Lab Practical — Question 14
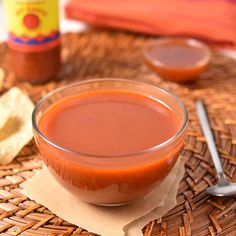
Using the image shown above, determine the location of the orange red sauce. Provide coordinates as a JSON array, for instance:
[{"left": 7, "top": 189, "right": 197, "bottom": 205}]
[
  {"left": 145, "top": 38, "right": 210, "bottom": 82},
  {"left": 39, "top": 91, "right": 179, "bottom": 156},
  {"left": 148, "top": 43, "right": 206, "bottom": 68},
  {"left": 37, "top": 90, "right": 184, "bottom": 205},
  {"left": 10, "top": 46, "right": 61, "bottom": 83}
]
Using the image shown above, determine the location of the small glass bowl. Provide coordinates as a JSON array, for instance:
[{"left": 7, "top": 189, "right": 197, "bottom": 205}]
[
  {"left": 144, "top": 38, "right": 211, "bottom": 83},
  {"left": 32, "top": 79, "right": 188, "bottom": 206}
]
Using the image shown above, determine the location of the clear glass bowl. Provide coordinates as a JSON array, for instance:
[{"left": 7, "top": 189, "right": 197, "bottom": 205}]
[
  {"left": 32, "top": 79, "right": 188, "bottom": 206},
  {"left": 144, "top": 38, "right": 211, "bottom": 82}
]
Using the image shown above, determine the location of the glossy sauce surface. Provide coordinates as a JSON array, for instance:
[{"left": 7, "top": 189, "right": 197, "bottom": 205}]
[
  {"left": 149, "top": 43, "right": 206, "bottom": 68},
  {"left": 39, "top": 91, "right": 179, "bottom": 156},
  {"left": 145, "top": 39, "right": 210, "bottom": 82},
  {"left": 36, "top": 90, "right": 185, "bottom": 205}
]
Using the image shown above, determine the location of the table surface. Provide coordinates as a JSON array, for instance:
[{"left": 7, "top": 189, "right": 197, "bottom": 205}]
[{"left": 0, "top": 30, "right": 236, "bottom": 235}]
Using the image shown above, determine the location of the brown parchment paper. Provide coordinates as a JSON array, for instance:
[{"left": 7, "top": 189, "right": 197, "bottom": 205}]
[{"left": 21, "top": 156, "right": 186, "bottom": 236}]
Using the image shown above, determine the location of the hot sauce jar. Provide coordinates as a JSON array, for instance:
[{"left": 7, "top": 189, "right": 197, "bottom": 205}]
[{"left": 4, "top": 0, "right": 61, "bottom": 83}]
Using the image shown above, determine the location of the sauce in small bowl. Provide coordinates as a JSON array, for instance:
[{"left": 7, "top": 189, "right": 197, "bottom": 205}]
[
  {"left": 32, "top": 79, "right": 188, "bottom": 206},
  {"left": 144, "top": 38, "right": 211, "bottom": 82}
]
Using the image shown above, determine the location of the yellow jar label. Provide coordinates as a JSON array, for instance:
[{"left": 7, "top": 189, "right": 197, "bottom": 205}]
[{"left": 4, "top": 0, "right": 60, "bottom": 52}]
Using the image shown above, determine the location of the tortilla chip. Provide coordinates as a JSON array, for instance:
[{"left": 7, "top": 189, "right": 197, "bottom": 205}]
[
  {"left": 0, "top": 87, "right": 34, "bottom": 165},
  {"left": 0, "top": 106, "right": 11, "bottom": 130}
]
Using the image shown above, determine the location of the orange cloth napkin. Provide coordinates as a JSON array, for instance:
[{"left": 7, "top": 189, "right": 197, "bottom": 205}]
[{"left": 65, "top": 0, "right": 236, "bottom": 48}]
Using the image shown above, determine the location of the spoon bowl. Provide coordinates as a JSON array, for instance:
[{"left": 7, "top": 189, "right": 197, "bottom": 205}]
[
  {"left": 196, "top": 100, "right": 236, "bottom": 197},
  {"left": 206, "top": 183, "right": 236, "bottom": 197}
]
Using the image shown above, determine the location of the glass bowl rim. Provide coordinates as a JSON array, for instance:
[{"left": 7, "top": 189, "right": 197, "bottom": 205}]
[
  {"left": 32, "top": 78, "right": 188, "bottom": 158},
  {"left": 143, "top": 37, "right": 211, "bottom": 70}
]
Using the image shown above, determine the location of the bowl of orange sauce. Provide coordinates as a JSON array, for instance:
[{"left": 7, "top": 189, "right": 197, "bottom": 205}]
[
  {"left": 32, "top": 79, "right": 188, "bottom": 206},
  {"left": 144, "top": 38, "right": 211, "bottom": 82}
]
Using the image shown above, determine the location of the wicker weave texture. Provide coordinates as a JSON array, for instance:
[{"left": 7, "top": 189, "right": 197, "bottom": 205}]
[{"left": 0, "top": 31, "right": 235, "bottom": 236}]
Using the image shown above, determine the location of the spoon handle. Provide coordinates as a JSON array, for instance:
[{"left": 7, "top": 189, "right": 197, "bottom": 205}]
[{"left": 196, "top": 101, "right": 227, "bottom": 182}]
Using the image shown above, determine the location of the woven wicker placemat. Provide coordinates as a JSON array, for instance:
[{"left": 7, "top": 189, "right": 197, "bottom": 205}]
[{"left": 0, "top": 30, "right": 236, "bottom": 236}]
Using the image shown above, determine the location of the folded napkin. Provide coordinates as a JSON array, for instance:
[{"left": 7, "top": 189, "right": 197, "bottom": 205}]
[{"left": 65, "top": 0, "right": 236, "bottom": 47}]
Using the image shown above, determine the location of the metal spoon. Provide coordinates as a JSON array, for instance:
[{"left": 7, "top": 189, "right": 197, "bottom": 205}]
[{"left": 196, "top": 100, "right": 236, "bottom": 197}]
